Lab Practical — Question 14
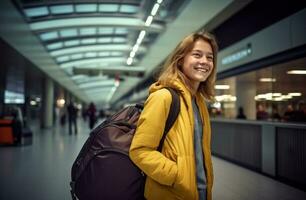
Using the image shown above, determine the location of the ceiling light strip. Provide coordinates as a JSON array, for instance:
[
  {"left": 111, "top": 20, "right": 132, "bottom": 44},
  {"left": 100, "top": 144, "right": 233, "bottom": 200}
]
[
  {"left": 127, "top": 30, "right": 146, "bottom": 65},
  {"left": 79, "top": 80, "right": 115, "bottom": 89},
  {"left": 50, "top": 45, "right": 146, "bottom": 57},
  {"left": 287, "top": 70, "right": 306, "bottom": 75},
  {"left": 259, "top": 78, "right": 276, "bottom": 82},
  {"left": 60, "top": 58, "right": 127, "bottom": 68},
  {"left": 215, "top": 85, "right": 230, "bottom": 90},
  {"left": 29, "top": 17, "right": 163, "bottom": 31},
  {"left": 50, "top": 36, "right": 126, "bottom": 48},
  {"left": 151, "top": 3, "right": 160, "bottom": 16},
  {"left": 126, "top": 0, "right": 162, "bottom": 65}
]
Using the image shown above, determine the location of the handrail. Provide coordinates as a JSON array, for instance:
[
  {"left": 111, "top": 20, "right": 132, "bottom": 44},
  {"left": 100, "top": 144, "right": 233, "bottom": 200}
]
[{"left": 211, "top": 117, "right": 306, "bottom": 129}]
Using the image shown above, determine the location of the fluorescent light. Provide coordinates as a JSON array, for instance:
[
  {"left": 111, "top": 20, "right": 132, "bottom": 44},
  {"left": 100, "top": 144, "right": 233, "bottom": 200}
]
[
  {"left": 47, "top": 42, "right": 63, "bottom": 50},
  {"left": 115, "top": 28, "right": 128, "bottom": 34},
  {"left": 151, "top": 3, "right": 160, "bottom": 16},
  {"left": 56, "top": 56, "right": 70, "bottom": 62},
  {"left": 60, "top": 29, "right": 78, "bottom": 37},
  {"left": 215, "top": 85, "right": 230, "bottom": 90},
  {"left": 98, "top": 28, "right": 114, "bottom": 34},
  {"left": 50, "top": 44, "right": 142, "bottom": 57},
  {"left": 259, "top": 78, "right": 276, "bottom": 82},
  {"left": 145, "top": 16, "right": 153, "bottom": 26},
  {"left": 60, "top": 57, "right": 127, "bottom": 68},
  {"left": 113, "top": 37, "right": 126, "bottom": 43},
  {"left": 98, "top": 52, "right": 110, "bottom": 57},
  {"left": 84, "top": 52, "right": 97, "bottom": 58},
  {"left": 24, "top": 7, "right": 49, "bottom": 17},
  {"left": 64, "top": 40, "right": 80, "bottom": 47},
  {"left": 254, "top": 92, "right": 302, "bottom": 101},
  {"left": 130, "top": 51, "right": 136, "bottom": 58},
  {"left": 30, "top": 17, "right": 159, "bottom": 31},
  {"left": 76, "top": 63, "right": 108, "bottom": 69},
  {"left": 120, "top": 5, "right": 139, "bottom": 13},
  {"left": 79, "top": 80, "right": 115, "bottom": 88},
  {"left": 40, "top": 31, "right": 58, "bottom": 41},
  {"left": 97, "top": 37, "right": 112, "bottom": 43},
  {"left": 157, "top": 0, "right": 163, "bottom": 3},
  {"left": 215, "top": 95, "right": 236, "bottom": 102},
  {"left": 99, "top": 4, "right": 119, "bottom": 12},
  {"left": 288, "top": 93, "right": 302, "bottom": 96},
  {"left": 137, "top": 30, "right": 146, "bottom": 44},
  {"left": 132, "top": 44, "right": 139, "bottom": 52},
  {"left": 50, "top": 5, "right": 73, "bottom": 14},
  {"left": 272, "top": 93, "right": 282, "bottom": 96},
  {"left": 127, "top": 57, "right": 133, "bottom": 65},
  {"left": 75, "top": 4, "right": 98, "bottom": 13},
  {"left": 282, "top": 95, "right": 292, "bottom": 99},
  {"left": 70, "top": 54, "right": 83, "bottom": 60},
  {"left": 78, "top": 66, "right": 145, "bottom": 72},
  {"left": 273, "top": 97, "right": 284, "bottom": 101},
  {"left": 72, "top": 75, "right": 86, "bottom": 81},
  {"left": 80, "top": 28, "right": 96, "bottom": 36},
  {"left": 287, "top": 70, "right": 306, "bottom": 74},
  {"left": 81, "top": 38, "right": 97, "bottom": 44}
]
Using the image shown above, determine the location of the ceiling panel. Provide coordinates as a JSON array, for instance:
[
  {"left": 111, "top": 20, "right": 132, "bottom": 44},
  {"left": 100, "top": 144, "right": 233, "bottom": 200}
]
[
  {"left": 1, "top": 0, "right": 236, "bottom": 107},
  {"left": 9, "top": 0, "right": 188, "bottom": 104}
]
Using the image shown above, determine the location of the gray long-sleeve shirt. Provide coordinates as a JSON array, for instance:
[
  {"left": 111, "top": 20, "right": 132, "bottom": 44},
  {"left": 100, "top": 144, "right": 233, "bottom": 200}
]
[{"left": 192, "top": 98, "right": 207, "bottom": 200}]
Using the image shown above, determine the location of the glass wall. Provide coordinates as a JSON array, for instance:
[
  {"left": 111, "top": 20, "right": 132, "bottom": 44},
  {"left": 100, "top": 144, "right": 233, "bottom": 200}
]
[{"left": 211, "top": 56, "right": 306, "bottom": 123}]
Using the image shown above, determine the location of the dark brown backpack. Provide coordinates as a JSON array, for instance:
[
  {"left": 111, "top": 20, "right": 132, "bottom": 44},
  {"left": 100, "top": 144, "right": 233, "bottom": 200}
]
[{"left": 70, "top": 88, "right": 180, "bottom": 200}]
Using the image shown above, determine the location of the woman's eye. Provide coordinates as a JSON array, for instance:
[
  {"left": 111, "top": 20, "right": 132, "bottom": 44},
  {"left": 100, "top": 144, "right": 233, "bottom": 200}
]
[
  {"left": 193, "top": 53, "right": 201, "bottom": 58},
  {"left": 207, "top": 56, "right": 213, "bottom": 61}
]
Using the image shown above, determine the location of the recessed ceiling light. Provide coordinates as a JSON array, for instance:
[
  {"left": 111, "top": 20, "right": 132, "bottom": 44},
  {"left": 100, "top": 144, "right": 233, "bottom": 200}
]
[
  {"left": 151, "top": 3, "right": 160, "bottom": 16},
  {"left": 259, "top": 78, "right": 276, "bottom": 82},
  {"left": 288, "top": 93, "right": 302, "bottom": 96},
  {"left": 145, "top": 16, "right": 153, "bottom": 26},
  {"left": 287, "top": 70, "right": 306, "bottom": 74},
  {"left": 215, "top": 85, "right": 230, "bottom": 89}
]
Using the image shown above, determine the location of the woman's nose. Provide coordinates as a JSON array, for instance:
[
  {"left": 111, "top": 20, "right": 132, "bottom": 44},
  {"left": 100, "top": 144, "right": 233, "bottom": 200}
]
[{"left": 199, "top": 56, "right": 208, "bottom": 64}]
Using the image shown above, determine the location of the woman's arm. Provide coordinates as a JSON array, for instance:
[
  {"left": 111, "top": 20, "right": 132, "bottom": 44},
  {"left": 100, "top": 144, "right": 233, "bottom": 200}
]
[{"left": 129, "top": 89, "right": 178, "bottom": 186}]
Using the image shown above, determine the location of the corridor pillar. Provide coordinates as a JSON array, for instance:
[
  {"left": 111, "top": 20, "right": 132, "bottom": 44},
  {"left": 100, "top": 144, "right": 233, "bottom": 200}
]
[
  {"left": 236, "top": 82, "right": 256, "bottom": 120},
  {"left": 41, "top": 77, "right": 54, "bottom": 128}
]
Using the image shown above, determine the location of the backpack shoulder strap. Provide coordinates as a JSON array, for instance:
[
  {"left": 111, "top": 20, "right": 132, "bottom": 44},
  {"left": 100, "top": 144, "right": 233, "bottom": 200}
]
[{"left": 157, "top": 87, "right": 180, "bottom": 152}]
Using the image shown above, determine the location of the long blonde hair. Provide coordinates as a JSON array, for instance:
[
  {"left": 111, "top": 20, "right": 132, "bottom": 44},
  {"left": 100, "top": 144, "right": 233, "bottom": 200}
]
[{"left": 157, "top": 31, "right": 218, "bottom": 101}]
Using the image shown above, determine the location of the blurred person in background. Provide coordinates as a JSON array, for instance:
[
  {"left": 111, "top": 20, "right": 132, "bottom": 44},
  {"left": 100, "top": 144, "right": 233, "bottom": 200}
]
[{"left": 87, "top": 102, "right": 97, "bottom": 130}]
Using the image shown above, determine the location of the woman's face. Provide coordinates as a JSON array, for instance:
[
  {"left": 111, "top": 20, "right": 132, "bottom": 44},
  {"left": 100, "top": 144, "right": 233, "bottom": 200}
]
[{"left": 181, "top": 39, "right": 214, "bottom": 90}]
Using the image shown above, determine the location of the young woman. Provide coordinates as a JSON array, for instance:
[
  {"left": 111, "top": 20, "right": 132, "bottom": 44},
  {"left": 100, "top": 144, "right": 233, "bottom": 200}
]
[{"left": 129, "top": 31, "right": 218, "bottom": 200}]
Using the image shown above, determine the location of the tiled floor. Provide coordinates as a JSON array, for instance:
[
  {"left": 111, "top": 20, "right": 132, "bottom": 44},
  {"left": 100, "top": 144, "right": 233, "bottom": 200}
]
[{"left": 0, "top": 118, "right": 306, "bottom": 200}]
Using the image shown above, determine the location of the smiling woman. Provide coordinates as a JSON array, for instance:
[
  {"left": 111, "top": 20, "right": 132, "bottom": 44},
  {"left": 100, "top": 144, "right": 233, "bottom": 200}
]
[{"left": 129, "top": 31, "right": 218, "bottom": 200}]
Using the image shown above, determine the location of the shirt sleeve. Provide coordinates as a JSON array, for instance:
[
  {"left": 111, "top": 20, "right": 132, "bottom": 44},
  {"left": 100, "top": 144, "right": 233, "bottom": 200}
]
[{"left": 129, "top": 89, "right": 178, "bottom": 186}]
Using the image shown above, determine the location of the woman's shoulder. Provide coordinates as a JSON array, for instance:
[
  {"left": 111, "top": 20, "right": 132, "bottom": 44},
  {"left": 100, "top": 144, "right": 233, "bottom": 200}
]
[
  {"left": 145, "top": 88, "right": 175, "bottom": 108},
  {"left": 149, "top": 88, "right": 173, "bottom": 101}
]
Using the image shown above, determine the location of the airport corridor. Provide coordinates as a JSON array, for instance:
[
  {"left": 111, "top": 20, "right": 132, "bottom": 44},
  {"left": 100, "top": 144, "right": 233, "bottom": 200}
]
[{"left": 1, "top": 119, "right": 306, "bottom": 200}]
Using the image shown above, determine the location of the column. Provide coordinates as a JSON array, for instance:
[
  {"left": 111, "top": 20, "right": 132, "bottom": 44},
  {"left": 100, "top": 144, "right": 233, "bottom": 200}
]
[
  {"left": 0, "top": 65, "right": 6, "bottom": 115},
  {"left": 236, "top": 82, "right": 256, "bottom": 120},
  {"left": 41, "top": 77, "right": 54, "bottom": 128}
]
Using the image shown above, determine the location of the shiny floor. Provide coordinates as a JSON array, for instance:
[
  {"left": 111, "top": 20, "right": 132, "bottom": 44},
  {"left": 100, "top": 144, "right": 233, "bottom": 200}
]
[{"left": 0, "top": 118, "right": 306, "bottom": 200}]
